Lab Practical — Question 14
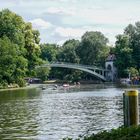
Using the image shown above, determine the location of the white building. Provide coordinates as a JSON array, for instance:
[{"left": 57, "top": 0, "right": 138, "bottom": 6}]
[{"left": 105, "top": 54, "right": 117, "bottom": 82}]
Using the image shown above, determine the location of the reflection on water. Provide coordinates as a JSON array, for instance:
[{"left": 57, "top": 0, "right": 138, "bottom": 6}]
[{"left": 0, "top": 85, "right": 126, "bottom": 139}]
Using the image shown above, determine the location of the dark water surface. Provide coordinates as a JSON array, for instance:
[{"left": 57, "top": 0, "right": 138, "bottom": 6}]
[{"left": 0, "top": 84, "right": 136, "bottom": 140}]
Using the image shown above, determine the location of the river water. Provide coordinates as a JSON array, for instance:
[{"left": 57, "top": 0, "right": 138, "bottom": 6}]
[{"left": 0, "top": 84, "right": 138, "bottom": 140}]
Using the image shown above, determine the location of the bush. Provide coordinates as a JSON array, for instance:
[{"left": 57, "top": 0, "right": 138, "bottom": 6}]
[
  {"left": 83, "top": 126, "right": 140, "bottom": 140},
  {"left": 0, "top": 81, "right": 8, "bottom": 89},
  {"left": 63, "top": 125, "right": 140, "bottom": 140},
  {"left": 16, "top": 78, "right": 26, "bottom": 87}
]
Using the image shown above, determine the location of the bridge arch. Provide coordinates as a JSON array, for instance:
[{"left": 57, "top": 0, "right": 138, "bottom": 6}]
[{"left": 36, "top": 63, "right": 107, "bottom": 81}]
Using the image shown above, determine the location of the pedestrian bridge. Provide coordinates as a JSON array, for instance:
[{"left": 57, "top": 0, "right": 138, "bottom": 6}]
[{"left": 36, "top": 62, "right": 109, "bottom": 81}]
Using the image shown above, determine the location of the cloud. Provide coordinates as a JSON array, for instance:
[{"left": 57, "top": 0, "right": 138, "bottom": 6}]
[
  {"left": 53, "top": 25, "right": 124, "bottom": 45},
  {"left": 2, "top": 0, "right": 139, "bottom": 46},
  {"left": 46, "top": 7, "right": 75, "bottom": 16},
  {"left": 30, "top": 18, "right": 52, "bottom": 29},
  {"left": 54, "top": 27, "right": 85, "bottom": 38}
]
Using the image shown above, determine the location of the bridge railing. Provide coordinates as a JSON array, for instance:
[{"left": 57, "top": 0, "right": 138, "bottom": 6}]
[
  {"left": 36, "top": 62, "right": 108, "bottom": 81},
  {"left": 50, "top": 62, "right": 106, "bottom": 71}
]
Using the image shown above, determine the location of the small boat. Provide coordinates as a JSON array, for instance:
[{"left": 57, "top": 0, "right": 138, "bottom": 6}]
[
  {"left": 42, "top": 87, "right": 46, "bottom": 90},
  {"left": 54, "top": 84, "right": 58, "bottom": 88},
  {"left": 63, "top": 84, "right": 69, "bottom": 87}
]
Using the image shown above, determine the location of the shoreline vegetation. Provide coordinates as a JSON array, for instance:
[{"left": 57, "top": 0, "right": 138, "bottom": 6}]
[
  {"left": 63, "top": 125, "right": 140, "bottom": 140},
  {"left": 0, "top": 84, "right": 39, "bottom": 92}
]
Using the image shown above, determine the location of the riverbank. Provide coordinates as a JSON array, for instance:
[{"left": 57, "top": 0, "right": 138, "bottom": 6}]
[
  {"left": 63, "top": 125, "right": 140, "bottom": 140},
  {"left": 0, "top": 84, "right": 39, "bottom": 92},
  {"left": 44, "top": 80, "right": 105, "bottom": 84},
  {"left": 0, "top": 82, "right": 140, "bottom": 92}
]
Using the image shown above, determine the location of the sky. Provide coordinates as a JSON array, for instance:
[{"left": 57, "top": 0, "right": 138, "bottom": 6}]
[{"left": 0, "top": 0, "right": 140, "bottom": 45}]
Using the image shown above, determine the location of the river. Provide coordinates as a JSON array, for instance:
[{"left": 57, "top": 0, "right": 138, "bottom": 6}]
[{"left": 0, "top": 84, "right": 139, "bottom": 140}]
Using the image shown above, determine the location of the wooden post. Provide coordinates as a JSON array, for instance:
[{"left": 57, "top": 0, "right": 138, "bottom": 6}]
[{"left": 123, "top": 90, "right": 139, "bottom": 127}]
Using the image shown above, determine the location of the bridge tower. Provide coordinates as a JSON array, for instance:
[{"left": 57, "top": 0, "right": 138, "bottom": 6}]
[{"left": 105, "top": 54, "right": 117, "bottom": 81}]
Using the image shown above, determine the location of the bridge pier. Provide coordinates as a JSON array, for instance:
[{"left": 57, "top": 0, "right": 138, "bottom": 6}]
[{"left": 103, "top": 70, "right": 106, "bottom": 77}]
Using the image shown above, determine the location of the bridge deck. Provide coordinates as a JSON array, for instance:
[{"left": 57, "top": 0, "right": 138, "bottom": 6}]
[{"left": 36, "top": 62, "right": 108, "bottom": 81}]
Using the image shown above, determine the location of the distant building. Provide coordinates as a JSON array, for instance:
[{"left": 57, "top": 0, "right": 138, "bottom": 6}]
[{"left": 105, "top": 54, "right": 117, "bottom": 81}]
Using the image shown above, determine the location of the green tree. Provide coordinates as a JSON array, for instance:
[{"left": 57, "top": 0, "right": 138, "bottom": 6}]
[
  {"left": 35, "top": 67, "right": 50, "bottom": 81},
  {"left": 40, "top": 43, "right": 58, "bottom": 62},
  {"left": 127, "top": 67, "right": 139, "bottom": 78},
  {"left": 24, "top": 23, "right": 42, "bottom": 76},
  {"left": 115, "top": 22, "right": 140, "bottom": 78},
  {"left": 125, "top": 22, "right": 140, "bottom": 69},
  {"left": 115, "top": 35, "right": 133, "bottom": 77},
  {"left": 0, "top": 9, "right": 45, "bottom": 86},
  {"left": 57, "top": 39, "right": 80, "bottom": 63},
  {"left": 77, "top": 31, "right": 109, "bottom": 66},
  {"left": 0, "top": 9, "right": 26, "bottom": 52},
  {"left": 0, "top": 36, "right": 28, "bottom": 86}
]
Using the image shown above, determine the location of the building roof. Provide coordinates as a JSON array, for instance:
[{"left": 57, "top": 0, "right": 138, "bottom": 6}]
[{"left": 106, "top": 54, "right": 116, "bottom": 61}]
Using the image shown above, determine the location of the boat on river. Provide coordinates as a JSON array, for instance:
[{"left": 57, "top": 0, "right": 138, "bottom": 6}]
[
  {"left": 63, "top": 84, "right": 70, "bottom": 87},
  {"left": 42, "top": 86, "right": 46, "bottom": 90}
]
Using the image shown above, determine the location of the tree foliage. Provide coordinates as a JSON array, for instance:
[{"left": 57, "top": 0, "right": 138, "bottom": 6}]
[
  {"left": 125, "top": 22, "right": 140, "bottom": 69},
  {"left": 40, "top": 43, "right": 58, "bottom": 62},
  {"left": 115, "top": 35, "right": 133, "bottom": 77},
  {"left": 57, "top": 39, "right": 80, "bottom": 63},
  {"left": 63, "top": 125, "right": 140, "bottom": 140},
  {"left": 0, "top": 9, "right": 46, "bottom": 87},
  {"left": 77, "top": 31, "right": 109, "bottom": 66},
  {"left": 115, "top": 22, "right": 140, "bottom": 78},
  {"left": 0, "top": 36, "right": 27, "bottom": 85},
  {"left": 24, "top": 23, "right": 42, "bottom": 75}
]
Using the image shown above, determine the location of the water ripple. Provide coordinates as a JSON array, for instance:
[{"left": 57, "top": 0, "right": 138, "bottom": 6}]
[{"left": 0, "top": 85, "right": 124, "bottom": 140}]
